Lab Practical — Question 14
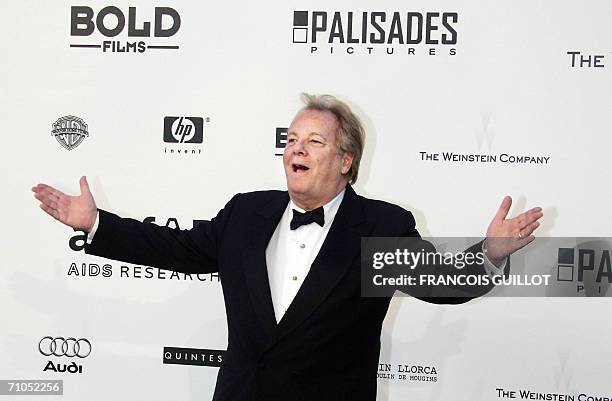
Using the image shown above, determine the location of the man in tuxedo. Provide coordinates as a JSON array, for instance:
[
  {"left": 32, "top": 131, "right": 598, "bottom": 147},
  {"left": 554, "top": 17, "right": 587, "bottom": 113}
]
[{"left": 32, "top": 94, "right": 542, "bottom": 401}]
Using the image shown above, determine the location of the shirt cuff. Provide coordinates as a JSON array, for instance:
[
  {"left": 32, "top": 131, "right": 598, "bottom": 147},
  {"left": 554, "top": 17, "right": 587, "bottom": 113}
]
[
  {"left": 482, "top": 240, "right": 507, "bottom": 276},
  {"left": 86, "top": 211, "right": 100, "bottom": 244}
]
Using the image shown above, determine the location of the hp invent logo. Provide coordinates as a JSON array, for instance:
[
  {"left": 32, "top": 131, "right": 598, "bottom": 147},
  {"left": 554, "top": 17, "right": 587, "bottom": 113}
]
[{"left": 163, "top": 117, "right": 204, "bottom": 144}]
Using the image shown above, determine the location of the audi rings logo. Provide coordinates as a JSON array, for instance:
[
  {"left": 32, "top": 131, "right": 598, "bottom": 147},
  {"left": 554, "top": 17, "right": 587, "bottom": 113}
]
[{"left": 39, "top": 337, "right": 92, "bottom": 358}]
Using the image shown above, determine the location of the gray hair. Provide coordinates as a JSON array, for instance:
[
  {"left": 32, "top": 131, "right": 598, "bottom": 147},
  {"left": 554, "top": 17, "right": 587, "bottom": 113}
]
[{"left": 300, "top": 93, "right": 365, "bottom": 184}]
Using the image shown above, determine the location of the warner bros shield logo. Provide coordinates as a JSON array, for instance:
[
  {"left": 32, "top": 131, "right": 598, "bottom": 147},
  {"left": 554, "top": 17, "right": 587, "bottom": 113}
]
[{"left": 51, "top": 116, "right": 90, "bottom": 150}]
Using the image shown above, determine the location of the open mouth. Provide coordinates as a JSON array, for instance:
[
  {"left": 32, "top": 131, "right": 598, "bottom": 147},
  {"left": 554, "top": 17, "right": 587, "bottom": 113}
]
[{"left": 291, "top": 163, "right": 310, "bottom": 173}]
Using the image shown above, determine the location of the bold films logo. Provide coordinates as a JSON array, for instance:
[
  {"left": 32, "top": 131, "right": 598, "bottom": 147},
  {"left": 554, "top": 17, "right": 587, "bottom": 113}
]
[
  {"left": 557, "top": 245, "right": 612, "bottom": 296},
  {"left": 291, "top": 10, "right": 458, "bottom": 56},
  {"left": 51, "top": 116, "right": 89, "bottom": 151},
  {"left": 70, "top": 6, "right": 181, "bottom": 53}
]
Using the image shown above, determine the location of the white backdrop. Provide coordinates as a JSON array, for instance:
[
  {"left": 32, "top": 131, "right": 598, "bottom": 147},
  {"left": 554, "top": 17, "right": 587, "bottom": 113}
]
[{"left": 2, "top": 1, "right": 612, "bottom": 400}]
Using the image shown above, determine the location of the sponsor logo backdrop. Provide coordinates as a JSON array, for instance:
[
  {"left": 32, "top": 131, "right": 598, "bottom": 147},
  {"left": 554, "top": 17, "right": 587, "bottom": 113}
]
[{"left": 1, "top": 0, "right": 611, "bottom": 400}]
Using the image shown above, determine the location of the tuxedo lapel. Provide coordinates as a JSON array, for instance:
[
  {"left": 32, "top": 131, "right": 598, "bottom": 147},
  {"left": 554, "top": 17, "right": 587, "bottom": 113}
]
[
  {"left": 266, "top": 186, "right": 373, "bottom": 350},
  {"left": 242, "top": 192, "right": 288, "bottom": 345}
]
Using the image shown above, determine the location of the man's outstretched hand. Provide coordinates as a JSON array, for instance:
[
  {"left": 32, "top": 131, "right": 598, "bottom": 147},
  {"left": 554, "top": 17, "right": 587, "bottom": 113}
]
[
  {"left": 32, "top": 176, "right": 97, "bottom": 232},
  {"left": 484, "top": 196, "right": 543, "bottom": 266}
]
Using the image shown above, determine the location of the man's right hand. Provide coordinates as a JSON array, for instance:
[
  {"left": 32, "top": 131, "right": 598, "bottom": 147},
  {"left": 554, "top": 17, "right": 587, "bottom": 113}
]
[{"left": 32, "top": 176, "right": 98, "bottom": 232}]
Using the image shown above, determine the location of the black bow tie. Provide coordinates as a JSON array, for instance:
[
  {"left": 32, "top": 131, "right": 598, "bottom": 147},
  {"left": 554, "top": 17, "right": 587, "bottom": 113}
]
[{"left": 290, "top": 207, "right": 325, "bottom": 230}]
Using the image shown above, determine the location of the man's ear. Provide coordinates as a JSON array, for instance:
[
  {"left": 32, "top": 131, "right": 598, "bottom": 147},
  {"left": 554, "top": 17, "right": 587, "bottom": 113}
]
[{"left": 341, "top": 153, "right": 354, "bottom": 175}]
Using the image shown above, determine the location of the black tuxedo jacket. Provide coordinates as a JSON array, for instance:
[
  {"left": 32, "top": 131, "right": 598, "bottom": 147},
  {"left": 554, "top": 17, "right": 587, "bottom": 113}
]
[{"left": 85, "top": 186, "right": 488, "bottom": 401}]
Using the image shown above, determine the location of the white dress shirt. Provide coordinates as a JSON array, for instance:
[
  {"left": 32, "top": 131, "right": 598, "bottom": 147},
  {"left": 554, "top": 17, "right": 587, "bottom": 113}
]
[{"left": 265, "top": 189, "right": 345, "bottom": 323}]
